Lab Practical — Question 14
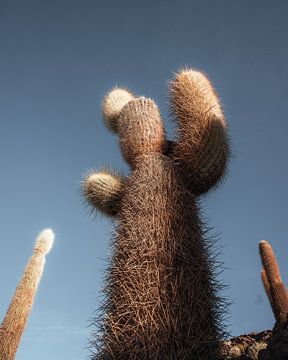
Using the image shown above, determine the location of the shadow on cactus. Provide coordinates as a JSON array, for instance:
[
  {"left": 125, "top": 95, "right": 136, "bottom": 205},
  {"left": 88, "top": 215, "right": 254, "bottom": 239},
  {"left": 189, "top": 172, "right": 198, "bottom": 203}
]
[{"left": 83, "top": 69, "right": 230, "bottom": 359}]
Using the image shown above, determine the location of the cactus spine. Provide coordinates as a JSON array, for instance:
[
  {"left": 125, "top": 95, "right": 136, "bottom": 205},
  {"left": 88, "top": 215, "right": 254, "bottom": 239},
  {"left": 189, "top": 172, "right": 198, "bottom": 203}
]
[
  {"left": 259, "top": 240, "right": 288, "bottom": 322},
  {"left": 85, "top": 69, "right": 230, "bottom": 359},
  {"left": 0, "top": 229, "right": 54, "bottom": 360}
]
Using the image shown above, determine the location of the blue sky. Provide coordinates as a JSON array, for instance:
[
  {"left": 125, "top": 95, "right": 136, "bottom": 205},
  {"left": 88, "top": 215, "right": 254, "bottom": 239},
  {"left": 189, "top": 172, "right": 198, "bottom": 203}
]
[{"left": 1, "top": 0, "right": 288, "bottom": 358}]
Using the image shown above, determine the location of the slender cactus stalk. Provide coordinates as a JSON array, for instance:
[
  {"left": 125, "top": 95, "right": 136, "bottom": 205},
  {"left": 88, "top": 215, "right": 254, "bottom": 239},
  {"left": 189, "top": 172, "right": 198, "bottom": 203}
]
[
  {"left": 0, "top": 229, "right": 54, "bottom": 360},
  {"left": 259, "top": 240, "right": 288, "bottom": 322}
]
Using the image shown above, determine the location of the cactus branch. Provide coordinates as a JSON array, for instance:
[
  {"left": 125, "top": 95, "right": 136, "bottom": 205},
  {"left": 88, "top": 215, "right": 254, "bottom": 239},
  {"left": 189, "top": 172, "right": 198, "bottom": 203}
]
[
  {"left": 170, "top": 69, "right": 230, "bottom": 194},
  {"left": 259, "top": 240, "right": 288, "bottom": 322},
  {"left": 0, "top": 229, "right": 54, "bottom": 360},
  {"left": 83, "top": 171, "right": 124, "bottom": 217}
]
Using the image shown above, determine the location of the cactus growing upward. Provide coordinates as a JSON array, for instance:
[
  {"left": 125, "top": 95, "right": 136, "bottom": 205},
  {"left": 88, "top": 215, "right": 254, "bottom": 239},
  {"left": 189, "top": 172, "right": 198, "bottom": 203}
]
[
  {"left": 0, "top": 229, "right": 54, "bottom": 360},
  {"left": 84, "top": 69, "right": 230, "bottom": 359},
  {"left": 259, "top": 240, "right": 288, "bottom": 323}
]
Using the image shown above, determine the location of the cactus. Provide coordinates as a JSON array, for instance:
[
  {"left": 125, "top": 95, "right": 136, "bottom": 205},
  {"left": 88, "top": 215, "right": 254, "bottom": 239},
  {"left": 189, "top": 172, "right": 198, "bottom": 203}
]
[
  {"left": 0, "top": 229, "right": 54, "bottom": 360},
  {"left": 261, "top": 269, "right": 274, "bottom": 311},
  {"left": 259, "top": 240, "right": 288, "bottom": 322},
  {"left": 170, "top": 69, "right": 229, "bottom": 194},
  {"left": 84, "top": 69, "right": 230, "bottom": 359},
  {"left": 84, "top": 171, "right": 124, "bottom": 217}
]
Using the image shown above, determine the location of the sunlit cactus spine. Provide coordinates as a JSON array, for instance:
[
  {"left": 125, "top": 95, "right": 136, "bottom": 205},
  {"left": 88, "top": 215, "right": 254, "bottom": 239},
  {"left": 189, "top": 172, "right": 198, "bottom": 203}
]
[
  {"left": 259, "top": 240, "right": 288, "bottom": 322},
  {"left": 85, "top": 69, "right": 230, "bottom": 359},
  {"left": 0, "top": 229, "right": 54, "bottom": 360}
]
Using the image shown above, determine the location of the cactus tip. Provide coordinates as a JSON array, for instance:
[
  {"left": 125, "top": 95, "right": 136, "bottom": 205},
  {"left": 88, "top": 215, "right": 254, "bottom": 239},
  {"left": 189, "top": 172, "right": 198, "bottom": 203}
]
[
  {"left": 34, "top": 228, "right": 55, "bottom": 255},
  {"left": 102, "top": 87, "right": 134, "bottom": 132},
  {"left": 175, "top": 67, "right": 201, "bottom": 78},
  {"left": 83, "top": 172, "right": 107, "bottom": 195},
  {"left": 259, "top": 240, "right": 271, "bottom": 251}
]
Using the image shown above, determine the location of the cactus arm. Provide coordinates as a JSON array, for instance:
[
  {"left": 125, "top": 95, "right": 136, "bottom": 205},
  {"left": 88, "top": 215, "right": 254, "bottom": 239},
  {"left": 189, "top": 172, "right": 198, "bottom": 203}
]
[
  {"left": 102, "top": 88, "right": 166, "bottom": 168},
  {"left": 261, "top": 269, "right": 273, "bottom": 307},
  {"left": 169, "top": 69, "right": 230, "bottom": 195},
  {"left": 117, "top": 97, "right": 166, "bottom": 167},
  {"left": 261, "top": 268, "right": 281, "bottom": 323},
  {"left": 0, "top": 229, "right": 54, "bottom": 360},
  {"left": 83, "top": 171, "right": 125, "bottom": 217},
  {"left": 259, "top": 240, "right": 288, "bottom": 322}
]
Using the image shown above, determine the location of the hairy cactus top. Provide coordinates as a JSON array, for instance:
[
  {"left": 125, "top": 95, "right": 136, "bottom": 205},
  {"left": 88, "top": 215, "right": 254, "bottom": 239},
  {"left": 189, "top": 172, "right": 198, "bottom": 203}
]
[{"left": 84, "top": 69, "right": 230, "bottom": 359}]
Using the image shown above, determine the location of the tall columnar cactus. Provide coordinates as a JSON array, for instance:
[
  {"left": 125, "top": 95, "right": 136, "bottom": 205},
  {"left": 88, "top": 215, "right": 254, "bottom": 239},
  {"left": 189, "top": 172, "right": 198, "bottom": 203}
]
[
  {"left": 259, "top": 240, "right": 288, "bottom": 322},
  {"left": 84, "top": 69, "right": 230, "bottom": 359},
  {"left": 0, "top": 229, "right": 54, "bottom": 360}
]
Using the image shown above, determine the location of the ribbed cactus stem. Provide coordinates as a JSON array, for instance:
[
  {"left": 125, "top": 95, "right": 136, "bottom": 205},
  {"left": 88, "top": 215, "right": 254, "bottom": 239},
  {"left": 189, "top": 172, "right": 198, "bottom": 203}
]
[
  {"left": 118, "top": 98, "right": 165, "bottom": 166},
  {"left": 96, "top": 156, "right": 224, "bottom": 360},
  {"left": 83, "top": 171, "right": 124, "bottom": 216},
  {"left": 259, "top": 240, "right": 288, "bottom": 322},
  {"left": 0, "top": 229, "right": 54, "bottom": 360},
  {"left": 170, "top": 69, "right": 229, "bottom": 194}
]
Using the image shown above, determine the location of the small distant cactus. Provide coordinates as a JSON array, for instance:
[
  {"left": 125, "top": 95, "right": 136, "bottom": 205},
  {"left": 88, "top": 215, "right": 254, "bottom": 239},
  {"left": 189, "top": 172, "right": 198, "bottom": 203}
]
[
  {"left": 84, "top": 69, "right": 230, "bottom": 359},
  {"left": 259, "top": 240, "right": 288, "bottom": 322},
  {"left": 0, "top": 229, "right": 54, "bottom": 360}
]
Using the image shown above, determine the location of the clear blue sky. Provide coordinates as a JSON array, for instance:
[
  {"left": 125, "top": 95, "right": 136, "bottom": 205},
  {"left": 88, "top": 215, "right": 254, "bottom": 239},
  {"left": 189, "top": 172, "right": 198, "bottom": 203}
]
[{"left": 1, "top": 0, "right": 288, "bottom": 359}]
